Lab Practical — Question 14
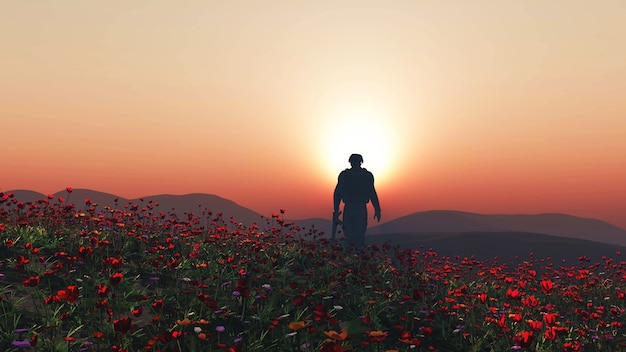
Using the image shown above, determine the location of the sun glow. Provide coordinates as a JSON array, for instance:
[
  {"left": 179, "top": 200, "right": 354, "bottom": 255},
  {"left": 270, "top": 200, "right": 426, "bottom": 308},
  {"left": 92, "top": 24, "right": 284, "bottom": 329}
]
[{"left": 320, "top": 102, "right": 396, "bottom": 187}]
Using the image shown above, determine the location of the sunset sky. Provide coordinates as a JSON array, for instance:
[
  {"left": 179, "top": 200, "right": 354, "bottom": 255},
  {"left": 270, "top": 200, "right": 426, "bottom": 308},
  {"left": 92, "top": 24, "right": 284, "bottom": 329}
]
[{"left": 3, "top": 1, "right": 626, "bottom": 229}]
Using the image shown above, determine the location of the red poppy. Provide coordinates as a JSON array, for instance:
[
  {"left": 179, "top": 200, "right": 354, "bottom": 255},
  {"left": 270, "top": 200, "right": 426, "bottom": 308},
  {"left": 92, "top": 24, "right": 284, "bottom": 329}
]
[
  {"left": 109, "top": 272, "right": 124, "bottom": 286},
  {"left": 15, "top": 255, "right": 30, "bottom": 270},
  {"left": 505, "top": 288, "right": 523, "bottom": 300},
  {"left": 321, "top": 342, "right": 346, "bottom": 352},
  {"left": 540, "top": 279, "right": 554, "bottom": 295},
  {"left": 543, "top": 313, "right": 558, "bottom": 327},
  {"left": 113, "top": 317, "right": 132, "bottom": 334},
  {"left": 96, "top": 284, "right": 110, "bottom": 297},
  {"left": 22, "top": 275, "right": 40, "bottom": 287},
  {"left": 78, "top": 245, "right": 93, "bottom": 258},
  {"left": 64, "top": 285, "right": 79, "bottom": 303},
  {"left": 132, "top": 305, "right": 143, "bottom": 317},
  {"left": 103, "top": 257, "right": 122, "bottom": 268},
  {"left": 514, "top": 330, "right": 533, "bottom": 348},
  {"left": 293, "top": 296, "right": 304, "bottom": 306},
  {"left": 527, "top": 319, "right": 542, "bottom": 331},
  {"left": 522, "top": 295, "right": 540, "bottom": 307},
  {"left": 151, "top": 299, "right": 164, "bottom": 309}
]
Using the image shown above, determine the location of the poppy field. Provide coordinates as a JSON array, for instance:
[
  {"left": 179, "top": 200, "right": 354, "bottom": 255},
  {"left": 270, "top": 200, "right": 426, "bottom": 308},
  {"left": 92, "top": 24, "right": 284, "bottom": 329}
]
[{"left": 1, "top": 189, "right": 625, "bottom": 351}]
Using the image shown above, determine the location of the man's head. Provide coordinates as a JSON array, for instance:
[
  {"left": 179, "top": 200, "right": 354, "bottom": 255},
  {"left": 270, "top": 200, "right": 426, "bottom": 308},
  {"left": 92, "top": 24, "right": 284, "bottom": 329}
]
[{"left": 349, "top": 154, "right": 363, "bottom": 167}]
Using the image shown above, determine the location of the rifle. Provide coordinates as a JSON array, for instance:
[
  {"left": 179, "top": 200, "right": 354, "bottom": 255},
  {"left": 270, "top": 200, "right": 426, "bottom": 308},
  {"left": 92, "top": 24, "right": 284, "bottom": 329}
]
[{"left": 332, "top": 211, "right": 342, "bottom": 241}]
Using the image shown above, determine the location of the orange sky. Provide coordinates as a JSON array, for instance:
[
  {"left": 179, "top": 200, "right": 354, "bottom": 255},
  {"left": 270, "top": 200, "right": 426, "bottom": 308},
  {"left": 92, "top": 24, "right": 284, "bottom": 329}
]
[{"left": 2, "top": 1, "right": 626, "bottom": 229}]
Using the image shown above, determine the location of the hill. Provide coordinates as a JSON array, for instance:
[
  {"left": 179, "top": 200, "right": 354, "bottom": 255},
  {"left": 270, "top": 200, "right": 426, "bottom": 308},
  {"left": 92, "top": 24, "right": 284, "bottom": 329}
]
[
  {"left": 366, "top": 210, "right": 626, "bottom": 246},
  {"left": 367, "top": 231, "right": 626, "bottom": 264},
  {"left": 130, "top": 193, "right": 263, "bottom": 226},
  {"left": 5, "top": 189, "right": 264, "bottom": 226}
]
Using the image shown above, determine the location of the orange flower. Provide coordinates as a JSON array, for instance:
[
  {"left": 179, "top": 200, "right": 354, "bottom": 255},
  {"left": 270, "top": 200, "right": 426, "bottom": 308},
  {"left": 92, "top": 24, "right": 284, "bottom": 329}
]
[
  {"left": 288, "top": 321, "right": 308, "bottom": 331},
  {"left": 367, "top": 330, "right": 387, "bottom": 337},
  {"left": 323, "top": 330, "right": 348, "bottom": 341},
  {"left": 177, "top": 318, "right": 192, "bottom": 326},
  {"left": 366, "top": 330, "right": 389, "bottom": 343}
]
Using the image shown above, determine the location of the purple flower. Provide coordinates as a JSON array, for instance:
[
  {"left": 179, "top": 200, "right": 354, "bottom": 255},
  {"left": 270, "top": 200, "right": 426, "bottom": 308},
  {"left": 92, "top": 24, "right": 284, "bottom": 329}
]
[
  {"left": 12, "top": 340, "right": 31, "bottom": 348},
  {"left": 216, "top": 326, "right": 225, "bottom": 332},
  {"left": 232, "top": 290, "right": 241, "bottom": 297}
]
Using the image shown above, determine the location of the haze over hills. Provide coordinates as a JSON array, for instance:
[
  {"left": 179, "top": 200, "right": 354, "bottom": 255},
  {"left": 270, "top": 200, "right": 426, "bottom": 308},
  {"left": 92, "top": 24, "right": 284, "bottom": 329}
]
[{"left": 5, "top": 189, "right": 626, "bottom": 261}]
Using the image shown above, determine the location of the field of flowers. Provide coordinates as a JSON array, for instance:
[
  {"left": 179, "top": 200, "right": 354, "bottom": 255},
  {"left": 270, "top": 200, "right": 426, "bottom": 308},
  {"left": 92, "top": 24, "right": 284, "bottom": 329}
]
[{"left": 1, "top": 189, "right": 625, "bottom": 351}]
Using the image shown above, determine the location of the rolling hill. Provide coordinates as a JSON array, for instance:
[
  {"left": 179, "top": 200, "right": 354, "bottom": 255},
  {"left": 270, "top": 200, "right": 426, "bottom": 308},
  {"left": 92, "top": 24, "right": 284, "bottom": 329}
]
[
  {"left": 366, "top": 210, "right": 626, "bottom": 246},
  {"left": 5, "top": 189, "right": 264, "bottom": 226},
  {"left": 367, "top": 231, "right": 626, "bottom": 264}
]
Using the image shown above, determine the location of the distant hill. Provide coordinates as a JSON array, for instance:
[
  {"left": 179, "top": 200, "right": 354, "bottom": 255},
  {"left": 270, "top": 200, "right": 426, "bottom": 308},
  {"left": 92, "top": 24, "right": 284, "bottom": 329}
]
[
  {"left": 130, "top": 193, "right": 263, "bottom": 226},
  {"left": 368, "top": 231, "right": 626, "bottom": 264},
  {"left": 4, "top": 190, "right": 50, "bottom": 203},
  {"left": 6, "top": 189, "right": 264, "bottom": 226},
  {"left": 7, "top": 189, "right": 130, "bottom": 206},
  {"left": 367, "top": 210, "right": 626, "bottom": 246}
]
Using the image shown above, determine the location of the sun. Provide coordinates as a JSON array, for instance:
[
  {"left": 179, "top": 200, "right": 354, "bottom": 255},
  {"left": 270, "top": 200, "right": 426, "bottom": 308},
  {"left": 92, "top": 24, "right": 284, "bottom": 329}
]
[{"left": 319, "top": 103, "right": 396, "bottom": 186}]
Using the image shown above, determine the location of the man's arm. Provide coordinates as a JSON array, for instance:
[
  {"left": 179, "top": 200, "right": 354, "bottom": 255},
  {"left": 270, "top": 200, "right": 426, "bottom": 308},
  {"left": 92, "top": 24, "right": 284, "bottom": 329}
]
[
  {"left": 333, "top": 186, "right": 342, "bottom": 212},
  {"left": 369, "top": 173, "right": 381, "bottom": 222},
  {"left": 333, "top": 172, "right": 344, "bottom": 212},
  {"left": 332, "top": 175, "right": 344, "bottom": 240}
]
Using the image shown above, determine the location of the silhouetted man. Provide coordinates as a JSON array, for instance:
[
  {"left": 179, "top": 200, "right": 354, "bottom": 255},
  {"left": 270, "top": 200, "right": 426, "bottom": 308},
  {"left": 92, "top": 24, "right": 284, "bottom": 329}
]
[{"left": 333, "top": 154, "right": 381, "bottom": 245}]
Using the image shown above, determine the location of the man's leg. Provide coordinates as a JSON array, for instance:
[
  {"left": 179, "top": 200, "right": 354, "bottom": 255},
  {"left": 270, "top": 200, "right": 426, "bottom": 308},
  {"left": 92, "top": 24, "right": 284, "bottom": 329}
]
[{"left": 343, "top": 203, "right": 368, "bottom": 245}]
